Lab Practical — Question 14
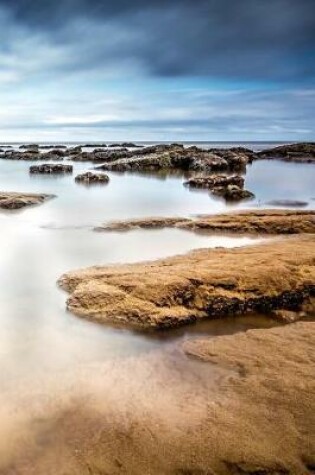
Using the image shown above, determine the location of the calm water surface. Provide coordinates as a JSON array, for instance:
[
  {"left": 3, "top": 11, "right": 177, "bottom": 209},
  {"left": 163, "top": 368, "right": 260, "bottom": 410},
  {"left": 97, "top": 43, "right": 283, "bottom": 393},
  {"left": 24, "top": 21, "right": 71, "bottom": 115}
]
[{"left": 0, "top": 146, "right": 314, "bottom": 390}]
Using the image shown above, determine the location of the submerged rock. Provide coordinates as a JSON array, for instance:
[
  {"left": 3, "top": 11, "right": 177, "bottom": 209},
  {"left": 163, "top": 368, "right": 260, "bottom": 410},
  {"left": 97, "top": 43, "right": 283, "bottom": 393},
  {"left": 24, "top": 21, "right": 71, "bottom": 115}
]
[
  {"left": 96, "top": 210, "right": 315, "bottom": 234},
  {"left": 75, "top": 172, "right": 109, "bottom": 184},
  {"left": 29, "top": 164, "right": 73, "bottom": 174},
  {"left": 266, "top": 199, "right": 308, "bottom": 207},
  {"left": 0, "top": 191, "right": 54, "bottom": 210},
  {"left": 257, "top": 142, "right": 315, "bottom": 163},
  {"left": 184, "top": 175, "right": 255, "bottom": 202}
]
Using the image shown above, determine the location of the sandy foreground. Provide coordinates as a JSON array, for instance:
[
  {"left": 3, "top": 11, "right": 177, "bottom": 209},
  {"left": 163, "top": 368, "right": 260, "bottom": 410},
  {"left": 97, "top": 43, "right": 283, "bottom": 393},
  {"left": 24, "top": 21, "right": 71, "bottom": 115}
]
[
  {"left": 1, "top": 210, "right": 314, "bottom": 474},
  {"left": 0, "top": 322, "right": 314, "bottom": 475}
]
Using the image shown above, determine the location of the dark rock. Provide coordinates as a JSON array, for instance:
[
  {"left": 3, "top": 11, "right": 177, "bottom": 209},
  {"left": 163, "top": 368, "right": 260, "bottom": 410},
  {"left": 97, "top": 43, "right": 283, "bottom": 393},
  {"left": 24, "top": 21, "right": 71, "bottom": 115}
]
[
  {"left": 184, "top": 175, "right": 245, "bottom": 189},
  {"left": 67, "top": 146, "right": 82, "bottom": 155},
  {"left": 29, "top": 164, "right": 73, "bottom": 174},
  {"left": 184, "top": 175, "right": 255, "bottom": 202},
  {"left": 257, "top": 143, "right": 315, "bottom": 163},
  {"left": 19, "top": 144, "right": 39, "bottom": 152},
  {"left": 39, "top": 145, "right": 67, "bottom": 149},
  {"left": 97, "top": 144, "right": 254, "bottom": 174},
  {"left": 266, "top": 200, "right": 308, "bottom": 208},
  {"left": 108, "top": 142, "right": 141, "bottom": 148},
  {"left": 75, "top": 172, "right": 109, "bottom": 184},
  {"left": 0, "top": 149, "right": 64, "bottom": 161}
]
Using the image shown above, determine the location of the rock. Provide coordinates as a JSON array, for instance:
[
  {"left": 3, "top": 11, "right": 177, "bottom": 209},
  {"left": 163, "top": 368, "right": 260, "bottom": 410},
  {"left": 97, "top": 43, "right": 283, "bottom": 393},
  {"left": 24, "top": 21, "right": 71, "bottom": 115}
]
[
  {"left": 257, "top": 142, "right": 315, "bottom": 163},
  {"left": 0, "top": 150, "right": 64, "bottom": 161},
  {"left": 58, "top": 234, "right": 315, "bottom": 329},
  {"left": 108, "top": 142, "right": 141, "bottom": 148},
  {"left": 272, "top": 309, "right": 306, "bottom": 323},
  {"left": 0, "top": 192, "right": 54, "bottom": 210},
  {"left": 75, "top": 172, "right": 109, "bottom": 184},
  {"left": 184, "top": 175, "right": 254, "bottom": 202},
  {"left": 82, "top": 143, "right": 108, "bottom": 148},
  {"left": 67, "top": 146, "right": 82, "bottom": 155},
  {"left": 266, "top": 199, "right": 308, "bottom": 207},
  {"left": 19, "top": 144, "right": 39, "bottom": 152},
  {"left": 184, "top": 175, "right": 245, "bottom": 189},
  {"left": 213, "top": 184, "right": 255, "bottom": 202},
  {"left": 95, "top": 210, "right": 315, "bottom": 235},
  {"left": 29, "top": 164, "right": 73, "bottom": 174},
  {"left": 96, "top": 144, "right": 255, "bottom": 174},
  {"left": 95, "top": 217, "right": 190, "bottom": 232},
  {"left": 39, "top": 145, "right": 67, "bottom": 149}
]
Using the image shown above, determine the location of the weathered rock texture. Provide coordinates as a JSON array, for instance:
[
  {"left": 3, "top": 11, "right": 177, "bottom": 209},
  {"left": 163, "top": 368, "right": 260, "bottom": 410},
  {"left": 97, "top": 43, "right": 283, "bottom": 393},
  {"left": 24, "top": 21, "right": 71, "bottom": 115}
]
[
  {"left": 29, "top": 164, "right": 73, "bottom": 174},
  {"left": 75, "top": 172, "right": 109, "bottom": 184},
  {"left": 184, "top": 174, "right": 255, "bottom": 201},
  {"left": 96, "top": 210, "right": 315, "bottom": 234},
  {"left": 59, "top": 234, "right": 315, "bottom": 329},
  {"left": 95, "top": 144, "right": 256, "bottom": 173},
  {"left": 0, "top": 192, "right": 54, "bottom": 210},
  {"left": 257, "top": 142, "right": 315, "bottom": 163},
  {"left": 0, "top": 149, "right": 66, "bottom": 161}
]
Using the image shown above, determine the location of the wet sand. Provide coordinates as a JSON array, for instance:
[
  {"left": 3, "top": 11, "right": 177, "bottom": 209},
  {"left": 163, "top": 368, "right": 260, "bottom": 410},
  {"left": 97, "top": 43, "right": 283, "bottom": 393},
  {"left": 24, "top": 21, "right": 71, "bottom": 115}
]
[{"left": 1, "top": 321, "right": 314, "bottom": 475}]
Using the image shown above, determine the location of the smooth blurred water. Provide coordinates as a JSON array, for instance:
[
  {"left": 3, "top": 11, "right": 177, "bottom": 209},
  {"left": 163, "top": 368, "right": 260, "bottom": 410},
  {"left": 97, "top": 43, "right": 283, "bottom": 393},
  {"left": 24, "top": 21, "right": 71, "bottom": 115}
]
[{"left": 0, "top": 149, "right": 314, "bottom": 389}]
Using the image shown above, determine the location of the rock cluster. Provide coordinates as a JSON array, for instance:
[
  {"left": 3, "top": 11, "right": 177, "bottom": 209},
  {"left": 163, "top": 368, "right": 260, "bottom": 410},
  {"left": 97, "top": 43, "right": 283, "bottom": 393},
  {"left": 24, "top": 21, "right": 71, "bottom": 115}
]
[
  {"left": 95, "top": 144, "right": 256, "bottom": 173},
  {"left": 75, "top": 172, "right": 109, "bottom": 184},
  {"left": 29, "top": 164, "right": 73, "bottom": 174},
  {"left": 184, "top": 174, "right": 254, "bottom": 201},
  {"left": 257, "top": 142, "right": 315, "bottom": 163},
  {"left": 0, "top": 192, "right": 54, "bottom": 210}
]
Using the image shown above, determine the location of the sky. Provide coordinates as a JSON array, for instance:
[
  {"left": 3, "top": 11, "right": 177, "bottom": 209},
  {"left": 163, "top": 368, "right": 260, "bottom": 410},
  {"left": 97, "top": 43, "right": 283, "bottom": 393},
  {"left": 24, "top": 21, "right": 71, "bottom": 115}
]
[{"left": 0, "top": 0, "right": 314, "bottom": 142}]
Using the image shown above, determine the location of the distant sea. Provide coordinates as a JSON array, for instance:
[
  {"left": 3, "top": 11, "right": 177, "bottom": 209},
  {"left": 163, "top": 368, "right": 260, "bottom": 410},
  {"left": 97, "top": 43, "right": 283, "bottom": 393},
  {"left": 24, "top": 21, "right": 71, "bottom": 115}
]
[{"left": 0, "top": 141, "right": 295, "bottom": 152}]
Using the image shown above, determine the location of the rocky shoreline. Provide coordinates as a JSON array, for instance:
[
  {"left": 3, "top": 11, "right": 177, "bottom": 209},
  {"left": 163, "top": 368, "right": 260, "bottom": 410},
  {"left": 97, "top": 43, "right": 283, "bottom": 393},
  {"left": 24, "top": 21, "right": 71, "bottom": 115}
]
[{"left": 0, "top": 143, "right": 314, "bottom": 174}]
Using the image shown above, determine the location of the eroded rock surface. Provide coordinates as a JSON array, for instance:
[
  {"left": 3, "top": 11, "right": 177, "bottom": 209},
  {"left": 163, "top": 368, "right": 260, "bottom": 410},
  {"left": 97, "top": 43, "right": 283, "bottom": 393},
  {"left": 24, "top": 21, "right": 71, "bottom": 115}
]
[
  {"left": 96, "top": 210, "right": 315, "bottom": 234},
  {"left": 59, "top": 234, "right": 315, "bottom": 329},
  {"left": 75, "top": 172, "right": 109, "bottom": 184},
  {"left": 257, "top": 142, "right": 315, "bottom": 162},
  {"left": 0, "top": 192, "right": 54, "bottom": 210},
  {"left": 184, "top": 174, "right": 255, "bottom": 201},
  {"left": 0, "top": 150, "right": 66, "bottom": 161},
  {"left": 29, "top": 164, "right": 73, "bottom": 174},
  {"left": 95, "top": 144, "right": 256, "bottom": 173}
]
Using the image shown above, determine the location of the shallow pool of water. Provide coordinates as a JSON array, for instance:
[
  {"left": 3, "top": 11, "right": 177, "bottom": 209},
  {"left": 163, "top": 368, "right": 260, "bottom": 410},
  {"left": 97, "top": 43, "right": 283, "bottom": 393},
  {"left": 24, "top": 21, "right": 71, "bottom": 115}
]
[{"left": 0, "top": 154, "right": 314, "bottom": 385}]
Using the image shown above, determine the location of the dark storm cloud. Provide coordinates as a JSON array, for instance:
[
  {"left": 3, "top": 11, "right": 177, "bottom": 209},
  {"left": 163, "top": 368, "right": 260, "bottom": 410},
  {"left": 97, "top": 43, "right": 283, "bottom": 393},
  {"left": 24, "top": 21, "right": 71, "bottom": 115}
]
[{"left": 1, "top": 0, "right": 314, "bottom": 81}]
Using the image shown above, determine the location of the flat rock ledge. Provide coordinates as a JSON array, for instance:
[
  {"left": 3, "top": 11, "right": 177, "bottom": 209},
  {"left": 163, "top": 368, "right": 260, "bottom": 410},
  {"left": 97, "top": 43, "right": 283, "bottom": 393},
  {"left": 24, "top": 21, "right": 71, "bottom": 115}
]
[
  {"left": 184, "top": 174, "right": 255, "bottom": 201},
  {"left": 183, "top": 321, "right": 315, "bottom": 474},
  {"left": 0, "top": 191, "right": 54, "bottom": 210},
  {"left": 58, "top": 234, "right": 315, "bottom": 329},
  {"left": 75, "top": 171, "right": 109, "bottom": 184},
  {"left": 96, "top": 210, "right": 315, "bottom": 235},
  {"left": 29, "top": 164, "right": 73, "bottom": 174}
]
